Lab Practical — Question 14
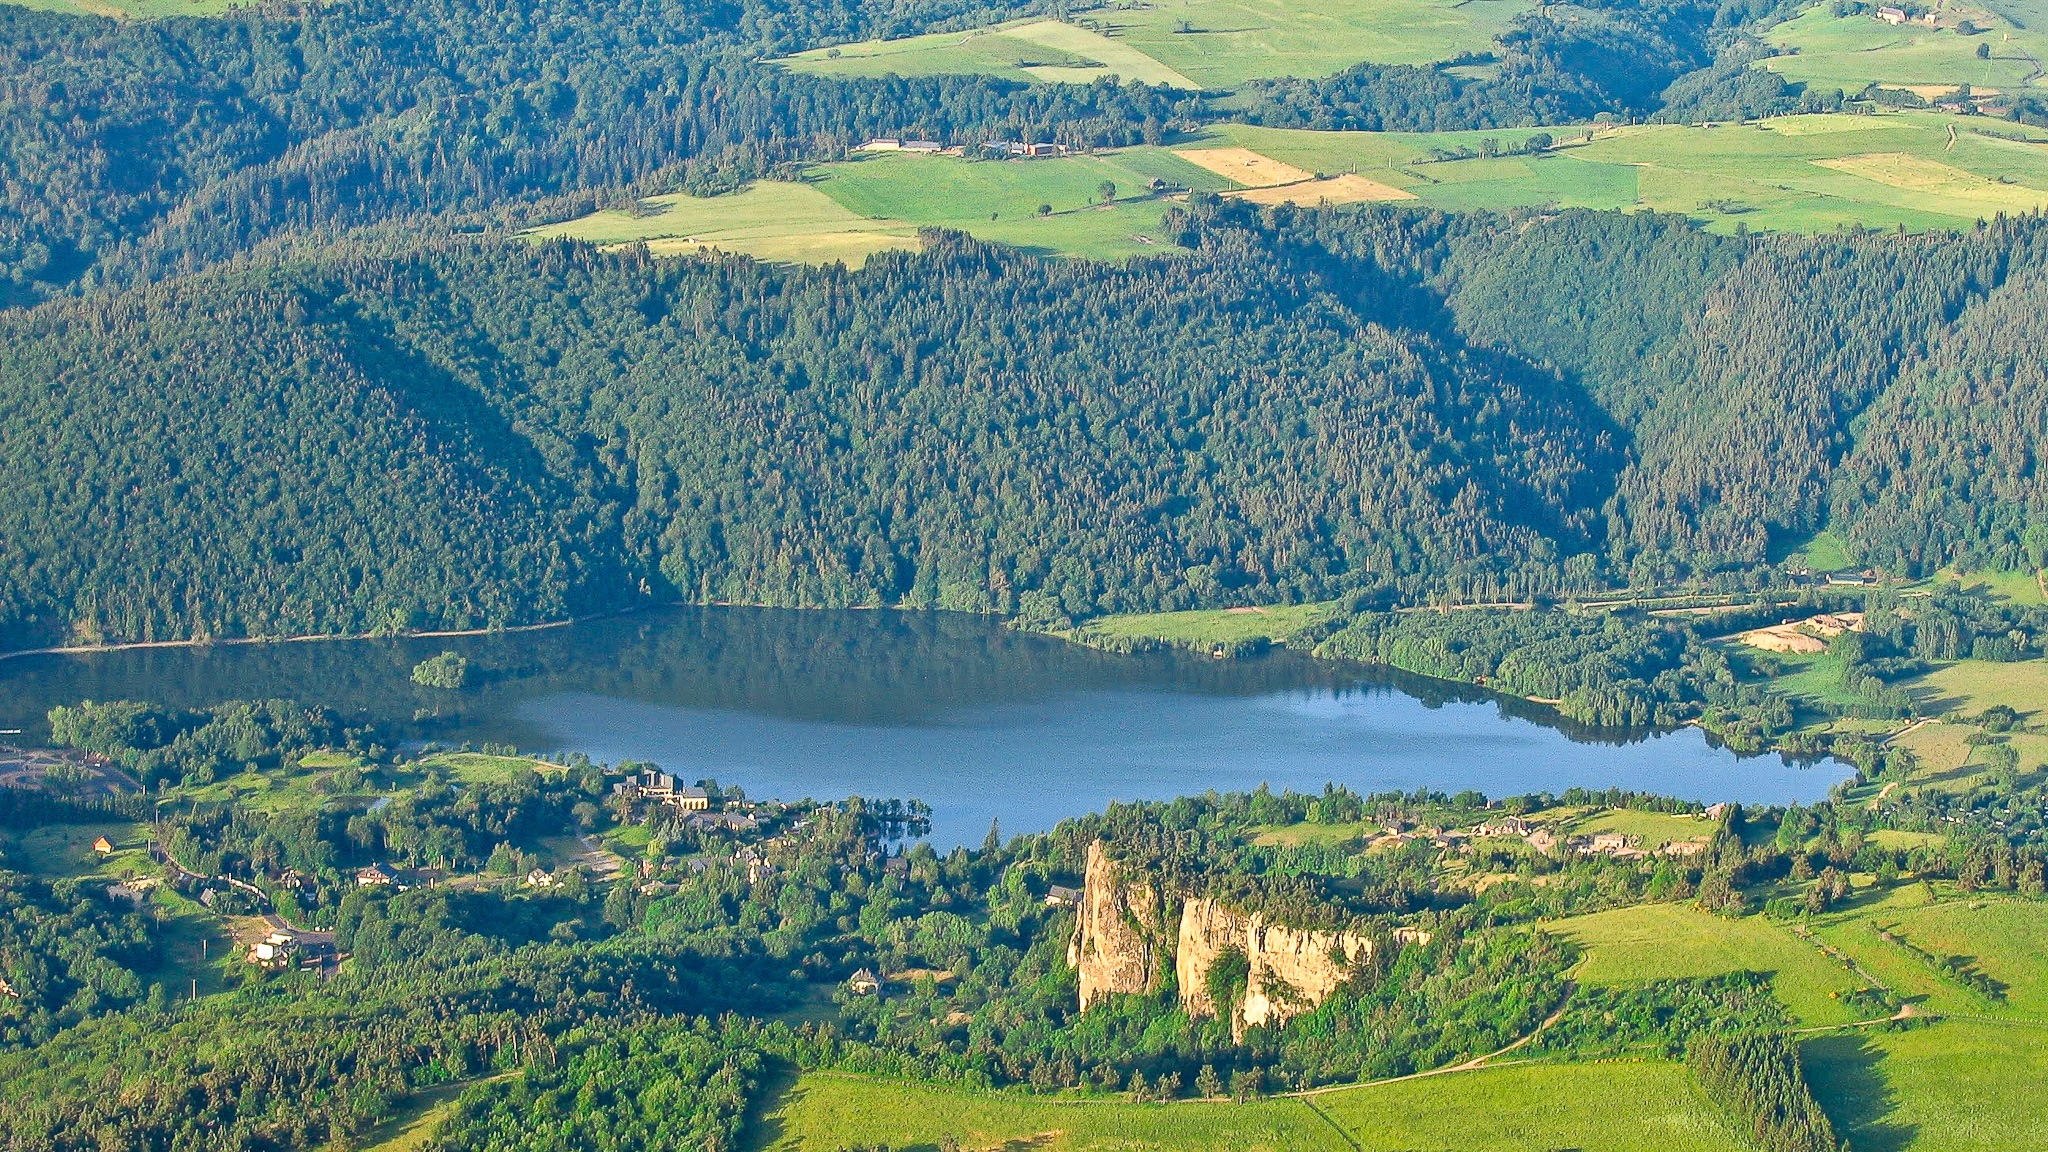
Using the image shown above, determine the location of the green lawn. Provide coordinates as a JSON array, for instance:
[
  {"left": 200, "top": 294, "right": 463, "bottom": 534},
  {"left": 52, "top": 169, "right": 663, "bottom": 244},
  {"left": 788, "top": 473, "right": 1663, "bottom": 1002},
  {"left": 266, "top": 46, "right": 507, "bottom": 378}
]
[
  {"left": 4, "top": 822, "right": 149, "bottom": 879},
  {"left": 1803, "top": 1019, "right": 2048, "bottom": 1152},
  {"left": 1935, "top": 568, "right": 2048, "bottom": 606},
  {"left": 1554, "top": 903, "right": 1864, "bottom": 1026},
  {"left": 1762, "top": 2, "right": 2048, "bottom": 95},
  {"left": 1076, "top": 602, "right": 1335, "bottom": 648},
  {"left": 745, "top": 1072, "right": 1350, "bottom": 1151},
  {"left": 1312, "top": 1060, "right": 1746, "bottom": 1152},
  {"left": 416, "top": 751, "right": 560, "bottom": 784},
  {"left": 1874, "top": 899, "right": 2048, "bottom": 1019},
  {"left": 526, "top": 181, "right": 923, "bottom": 268}
]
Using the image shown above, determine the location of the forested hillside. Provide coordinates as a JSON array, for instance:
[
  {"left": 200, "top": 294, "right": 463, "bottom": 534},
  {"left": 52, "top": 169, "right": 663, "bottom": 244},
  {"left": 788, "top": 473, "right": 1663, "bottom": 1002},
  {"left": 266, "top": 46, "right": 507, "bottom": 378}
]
[{"left": 1, "top": 204, "right": 2044, "bottom": 648}]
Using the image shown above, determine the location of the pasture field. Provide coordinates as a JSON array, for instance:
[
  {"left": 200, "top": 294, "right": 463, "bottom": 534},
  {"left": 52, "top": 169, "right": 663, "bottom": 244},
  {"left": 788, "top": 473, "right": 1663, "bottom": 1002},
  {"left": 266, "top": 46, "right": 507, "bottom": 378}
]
[
  {"left": 1182, "top": 112, "right": 2048, "bottom": 233},
  {"left": 782, "top": 0, "right": 1532, "bottom": 90},
  {"left": 1803, "top": 1019, "right": 2048, "bottom": 1152},
  {"left": 526, "top": 182, "right": 922, "bottom": 268},
  {"left": 1553, "top": 902, "right": 1863, "bottom": 1025},
  {"left": 1309, "top": 1059, "right": 1746, "bottom": 1152},
  {"left": 1075, "top": 602, "right": 1335, "bottom": 647},
  {"left": 1904, "top": 659, "right": 2048, "bottom": 722},
  {"left": 745, "top": 1061, "right": 1747, "bottom": 1152},
  {"left": 529, "top": 150, "right": 1230, "bottom": 263},
  {"left": 1249, "top": 819, "right": 1378, "bottom": 847},
  {"left": 1074, "top": 0, "right": 1532, "bottom": 88},
  {"left": 1934, "top": 567, "right": 2048, "bottom": 605},
  {"left": 5, "top": 0, "right": 238, "bottom": 16},
  {"left": 3, "top": 821, "right": 148, "bottom": 879},
  {"left": 1559, "top": 807, "right": 1715, "bottom": 852},
  {"left": 415, "top": 750, "right": 563, "bottom": 784},
  {"left": 1875, "top": 898, "right": 2048, "bottom": 1019},
  {"left": 745, "top": 1072, "right": 1350, "bottom": 1151},
  {"left": 1762, "top": 2, "right": 2048, "bottom": 94},
  {"left": 780, "top": 19, "right": 1199, "bottom": 89}
]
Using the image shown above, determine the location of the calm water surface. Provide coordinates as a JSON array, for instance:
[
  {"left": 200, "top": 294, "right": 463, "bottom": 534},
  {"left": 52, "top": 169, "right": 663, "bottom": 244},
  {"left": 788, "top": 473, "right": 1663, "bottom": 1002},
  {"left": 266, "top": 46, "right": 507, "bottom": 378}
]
[{"left": 0, "top": 608, "right": 1851, "bottom": 846}]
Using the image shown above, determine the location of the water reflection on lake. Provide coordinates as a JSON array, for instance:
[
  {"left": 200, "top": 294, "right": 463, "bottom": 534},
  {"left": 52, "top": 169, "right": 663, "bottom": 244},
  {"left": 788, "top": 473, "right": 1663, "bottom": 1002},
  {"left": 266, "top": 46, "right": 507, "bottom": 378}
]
[{"left": 0, "top": 607, "right": 1851, "bottom": 846}]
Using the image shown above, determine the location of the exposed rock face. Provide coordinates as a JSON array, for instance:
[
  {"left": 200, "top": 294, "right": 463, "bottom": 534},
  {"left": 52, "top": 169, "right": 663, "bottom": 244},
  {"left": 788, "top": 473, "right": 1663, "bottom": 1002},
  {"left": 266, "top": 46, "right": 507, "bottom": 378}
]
[
  {"left": 1068, "top": 839, "right": 1433, "bottom": 1033},
  {"left": 1176, "top": 897, "right": 1372, "bottom": 1034},
  {"left": 1067, "top": 840, "right": 1167, "bottom": 1008}
]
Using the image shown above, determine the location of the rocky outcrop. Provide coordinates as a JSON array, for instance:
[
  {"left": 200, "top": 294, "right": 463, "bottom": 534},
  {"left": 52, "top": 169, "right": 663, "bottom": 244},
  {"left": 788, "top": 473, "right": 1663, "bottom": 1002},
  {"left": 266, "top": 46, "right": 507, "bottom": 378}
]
[
  {"left": 1068, "top": 839, "right": 1431, "bottom": 1034},
  {"left": 1176, "top": 898, "right": 1373, "bottom": 1034},
  {"left": 1067, "top": 841, "right": 1168, "bottom": 1008}
]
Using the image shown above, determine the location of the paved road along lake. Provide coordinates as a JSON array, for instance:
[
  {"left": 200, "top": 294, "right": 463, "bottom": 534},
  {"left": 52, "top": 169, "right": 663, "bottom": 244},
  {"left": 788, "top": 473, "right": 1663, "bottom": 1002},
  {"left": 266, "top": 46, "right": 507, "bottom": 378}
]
[{"left": 0, "top": 607, "right": 1853, "bottom": 846}]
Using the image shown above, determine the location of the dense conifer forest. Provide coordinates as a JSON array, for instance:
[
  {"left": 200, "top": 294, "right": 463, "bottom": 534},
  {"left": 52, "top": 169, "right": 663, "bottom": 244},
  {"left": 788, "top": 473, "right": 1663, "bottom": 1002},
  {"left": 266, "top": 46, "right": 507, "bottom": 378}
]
[{"left": 3, "top": 205, "right": 2045, "bottom": 648}]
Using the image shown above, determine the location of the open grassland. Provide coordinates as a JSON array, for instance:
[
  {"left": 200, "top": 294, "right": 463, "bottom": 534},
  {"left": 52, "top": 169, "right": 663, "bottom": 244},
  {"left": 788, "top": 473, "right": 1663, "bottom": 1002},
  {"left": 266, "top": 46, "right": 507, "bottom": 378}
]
[
  {"left": 746, "top": 1061, "right": 1746, "bottom": 1152},
  {"left": 4, "top": 0, "right": 239, "bottom": 16},
  {"left": 526, "top": 182, "right": 921, "bottom": 268},
  {"left": 780, "top": 19, "right": 1198, "bottom": 89},
  {"left": 1311, "top": 1059, "right": 1746, "bottom": 1152},
  {"left": 1875, "top": 899, "right": 2048, "bottom": 1019},
  {"left": 745, "top": 1072, "right": 1350, "bottom": 1151},
  {"left": 3, "top": 821, "right": 148, "bottom": 879},
  {"left": 782, "top": 0, "right": 1531, "bottom": 90},
  {"left": 1559, "top": 807, "right": 1715, "bottom": 851},
  {"left": 1934, "top": 567, "right": 2048, "bottom": 605},
  {"left": 1249, "top": 819, "right": 1378, "bottom": 847},
  {"left": 1555, "top": 903, "right": 1862, "bottom": 1025},
  {"left": 1074, "top": 0, "right": 1531, "bottom": 88},
  {"left": 1076, "top": 602, "right": 1335, "bottom": 647},
  {"left": 1184, "top": 112, "right": 2048, "bottom": 233},
  {"left": 1762, "top": 2, "right": 2048, "bottom": 94},
  {"left": 1804, "top": 1019, "right": 2048, "bottom": 1152},
  {"left": 415, "top": 750, "right": 561, "bottom": 784},
  {"left": 529, "top": 150, "right": 1230, "bottom": 263},
  {"left": 1904, "top": 659, "right": 2048, "bottom": 722}
]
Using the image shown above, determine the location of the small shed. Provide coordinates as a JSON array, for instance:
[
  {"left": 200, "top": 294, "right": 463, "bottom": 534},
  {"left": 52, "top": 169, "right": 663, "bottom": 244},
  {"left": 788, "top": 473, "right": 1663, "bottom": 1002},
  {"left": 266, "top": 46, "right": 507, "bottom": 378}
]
[
  {"left": 92, "top": 836, "right": 115, "bottom": 855},
  {"left": 847, "top": 967, "right": 882, "bottom": 996}
]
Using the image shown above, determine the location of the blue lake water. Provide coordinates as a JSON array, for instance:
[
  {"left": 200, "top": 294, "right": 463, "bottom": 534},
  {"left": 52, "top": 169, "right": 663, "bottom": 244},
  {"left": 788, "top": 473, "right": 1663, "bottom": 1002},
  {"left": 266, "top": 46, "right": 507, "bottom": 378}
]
[{"left": 0, "top": 607, "right": 1851, "bottom": 846}]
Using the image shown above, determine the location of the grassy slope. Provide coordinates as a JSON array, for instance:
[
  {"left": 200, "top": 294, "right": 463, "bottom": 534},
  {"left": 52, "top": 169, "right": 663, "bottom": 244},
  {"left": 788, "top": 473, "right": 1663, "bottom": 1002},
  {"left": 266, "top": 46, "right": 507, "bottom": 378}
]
[
  {"left": 2, "top": 0, "right": 237, "bottom": 16},
  {"left": 746, "top": 1072, "right": 1349, "bottom": 1151},
  {"left": 782, "top": 0, "right": 1532, "bottom": 90},
  {"left": 1763, "top": 2, "right": 2048, "bottom": 94},
  {"left": 746, "top": 1062, "right": 1745, "bottom": 1152},
  {"left": 1554, "top": 903, "right": 1863, "bottom": 1026},
  {"left": 1905, "top": 659, "right": 2048, "bottom": 721},
  {"left": 1191, "top": 111, "right": 2048, "bottom": 234},
  {"left": 1804, "top": 1018, "right": 2048, "bottom": 1152},
  {"left": 1312, "top": 1060, "right": 1745, "bottom": 1152},
  {"left": 1085, "top": 0, "right": 1531, "bottom": 88},
  {"left": 526, "top": 182, "right": 922, "bottom": 268},
  {"left": 1075, "top": 602, "right": 1335, "bottom": 647}
]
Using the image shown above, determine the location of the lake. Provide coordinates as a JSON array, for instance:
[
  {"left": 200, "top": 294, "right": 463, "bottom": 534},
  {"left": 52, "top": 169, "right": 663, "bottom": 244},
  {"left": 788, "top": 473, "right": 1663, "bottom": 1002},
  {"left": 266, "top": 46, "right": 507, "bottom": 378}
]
[{"left": 0, "top": 607, "right": 1852, "bottom": 846}]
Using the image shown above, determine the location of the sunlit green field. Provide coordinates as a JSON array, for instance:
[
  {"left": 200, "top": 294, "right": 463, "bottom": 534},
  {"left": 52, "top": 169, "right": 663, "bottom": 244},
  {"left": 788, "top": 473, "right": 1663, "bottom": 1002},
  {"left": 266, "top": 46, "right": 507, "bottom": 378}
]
[
  {"left": 744, "top": 1062, "right": 1747, "bottom": 1152},
  {"left": 1076, "top": 602, "right": 1335, "bottom": 647},
  {"left": 1762, "top": 2, "right": 2048, "bottom": 94},
  {"left": 3, "top": 0, "right": 238, "bottom": 16},
  {"left": 1554, "top": 902, "right": 1863, "bottom": 1026},
  {"left": 1904, "top": 659, "right": 2048, "bottom": 722},
  {"left": 783, "top": 0, "right": 1532, "bottom": 90},
  {"left": 1186, "top": 111, "right": 2048, "bottom": 233},
  {"left": 1804, "top": 1019, "right": 2048, "bottom": 1152},
  {"left": 780, "top": 18, "right": 1200, "bottom": 89}
]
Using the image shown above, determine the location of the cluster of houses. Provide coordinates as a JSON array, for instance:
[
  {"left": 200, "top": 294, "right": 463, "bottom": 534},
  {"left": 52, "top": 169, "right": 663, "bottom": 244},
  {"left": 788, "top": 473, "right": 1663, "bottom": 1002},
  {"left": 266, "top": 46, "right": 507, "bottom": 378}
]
[
  {"left": 1874, "top": 6, "right": 1939, "bottom": 26},
  {"left": 248, "top": 927, "right": 336, "bottom": 971},
  {"left": 611, "top": 769, "right": 710, "bottom": 812},
  {"left": 1369, "top": 807, "right": 1727, "bottom": 860},
  {"left": 853, "top": 138, "right": 1074, "bottom": 160}
]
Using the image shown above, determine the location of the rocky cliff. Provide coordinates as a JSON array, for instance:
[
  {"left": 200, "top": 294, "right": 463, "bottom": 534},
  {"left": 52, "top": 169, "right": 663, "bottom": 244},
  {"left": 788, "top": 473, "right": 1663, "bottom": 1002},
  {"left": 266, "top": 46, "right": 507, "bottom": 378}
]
[
  {"left": 1067, "top": 840, "right": 1429, "bottom": 1033},
  {"left": 1175, "top": 897, "right": 1374, "bottom": 1034},
  {"left": 1066, "top": 840, "right": 1168, "bottom": 1008}
]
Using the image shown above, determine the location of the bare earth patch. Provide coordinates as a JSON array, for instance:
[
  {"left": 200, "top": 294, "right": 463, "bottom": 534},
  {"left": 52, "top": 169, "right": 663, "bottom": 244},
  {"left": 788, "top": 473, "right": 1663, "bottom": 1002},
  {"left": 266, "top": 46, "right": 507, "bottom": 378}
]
[{"left": 1176, "top": 147, "right": 1316, "bottom": 187}]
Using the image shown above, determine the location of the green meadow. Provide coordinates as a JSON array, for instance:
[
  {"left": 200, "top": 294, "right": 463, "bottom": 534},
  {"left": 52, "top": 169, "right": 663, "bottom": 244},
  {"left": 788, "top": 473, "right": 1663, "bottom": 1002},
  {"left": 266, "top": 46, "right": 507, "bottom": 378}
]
[
  {"left": 1762, "top": 2, "right": 2048, "bottom": 95},
  {"left": 530, "top": 112, "right": 2048, "bottom": 267},
  {"left": 1554, "top": 902, "right": 1865, "bottom": 1026},
  {"left": 782, "top": 0, "right": 1530, "bottom": 90},
  {"left": 1075, "top": 601, "right": 1336, "bottom": 647},
  {"left": 1187, "top": 111, "right": 2048, "bottom": 233},
  {"left": 529, "top": 148, "right": 1232, "bottom": 264},
  {"left": 4, "top": 0, "right": 239, "bottom": 16},
  {"left": 1804, "top": 1019, "right": 2048, "bottom": 1152},
  {"left": 744, "top": 1062, "right": 1748, "bottom": 1152}
]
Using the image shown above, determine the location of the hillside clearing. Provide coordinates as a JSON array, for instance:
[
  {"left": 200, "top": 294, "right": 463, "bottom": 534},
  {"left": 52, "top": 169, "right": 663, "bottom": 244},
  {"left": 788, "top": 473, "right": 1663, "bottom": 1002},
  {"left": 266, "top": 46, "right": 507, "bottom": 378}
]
[{"left": 1554, "top": 903, "right": 1863, "bottom": 1025}]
